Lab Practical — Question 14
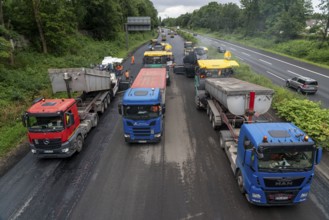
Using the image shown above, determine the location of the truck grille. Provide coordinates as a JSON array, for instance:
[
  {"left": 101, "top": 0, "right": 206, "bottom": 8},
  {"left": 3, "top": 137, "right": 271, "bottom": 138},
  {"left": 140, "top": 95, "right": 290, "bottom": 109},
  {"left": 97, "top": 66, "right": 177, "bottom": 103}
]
[
  {"left": 265, "top": 190, "right": 299, "bottom": 204},
  {"left": 34, "top": 138, "right": 62, "bottom": 150},
  {"left": 132, "top": 127, "right": 151, "bottom": 137},
  {"left": 263, "top": 177, "right": 305, "bottom": 187}
]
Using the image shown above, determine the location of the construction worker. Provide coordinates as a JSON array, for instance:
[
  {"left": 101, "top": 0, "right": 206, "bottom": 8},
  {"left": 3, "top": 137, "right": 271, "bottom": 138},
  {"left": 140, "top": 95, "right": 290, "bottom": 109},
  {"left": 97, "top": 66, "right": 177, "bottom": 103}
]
[
  {"left": 124, "top": 69, "right": 130, "bottom": 80},
  {"left": 131, "top": 55, "right": 135, "bottom": 64}
]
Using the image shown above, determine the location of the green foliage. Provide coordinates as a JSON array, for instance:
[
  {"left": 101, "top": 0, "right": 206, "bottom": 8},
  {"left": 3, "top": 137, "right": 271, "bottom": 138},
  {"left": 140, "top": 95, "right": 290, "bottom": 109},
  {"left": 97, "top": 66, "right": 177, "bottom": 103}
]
[
  {"left": 274, "top": 99, "right": 329, "bottom": 148},
  {"left": 0, "top": 122, "right": 27, "bottom": 156}
]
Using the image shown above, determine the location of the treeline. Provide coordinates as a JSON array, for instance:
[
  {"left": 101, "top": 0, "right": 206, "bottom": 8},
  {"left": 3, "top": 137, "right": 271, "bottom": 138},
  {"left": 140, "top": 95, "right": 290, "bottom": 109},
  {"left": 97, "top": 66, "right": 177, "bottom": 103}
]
[
  {"left": 164, "top": 0, "right": 329, "bottom": 44},
  {"left": 0, "top": 0, "right": 159, "bottom": 57}
]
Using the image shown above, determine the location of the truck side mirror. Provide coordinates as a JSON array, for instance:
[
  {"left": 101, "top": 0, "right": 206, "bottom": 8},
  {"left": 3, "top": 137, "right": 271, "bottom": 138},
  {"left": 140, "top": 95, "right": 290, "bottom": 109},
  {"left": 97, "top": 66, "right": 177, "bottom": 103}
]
[
  {"left": 65, "top": 112, "right": 74, "bottom": 127},
  {"left": 118, "top": 103, "right": 122, "bottom": 115},
  {"left": 162, "top": 105, "right": 166, "bottom": 114},
  {"left": 21, "top": 114, "right": 27, "bottom": 127},
  {"left": 315, "top": 147, "right": 322, "bottom": 165}
]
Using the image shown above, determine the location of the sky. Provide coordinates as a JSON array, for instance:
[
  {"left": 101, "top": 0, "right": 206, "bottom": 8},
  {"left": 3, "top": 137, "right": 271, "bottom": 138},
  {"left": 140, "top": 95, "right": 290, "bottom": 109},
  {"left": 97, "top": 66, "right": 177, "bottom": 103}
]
[{"left": 151, "top": 0, "right": 322, "bottom": 19}]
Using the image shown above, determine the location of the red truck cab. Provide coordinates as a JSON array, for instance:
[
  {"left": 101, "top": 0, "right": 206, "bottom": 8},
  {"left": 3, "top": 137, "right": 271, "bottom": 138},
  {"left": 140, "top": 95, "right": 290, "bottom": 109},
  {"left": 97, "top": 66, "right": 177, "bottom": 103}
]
[{"left": 22, "top": 98, "right": 83, "bottom": 158}]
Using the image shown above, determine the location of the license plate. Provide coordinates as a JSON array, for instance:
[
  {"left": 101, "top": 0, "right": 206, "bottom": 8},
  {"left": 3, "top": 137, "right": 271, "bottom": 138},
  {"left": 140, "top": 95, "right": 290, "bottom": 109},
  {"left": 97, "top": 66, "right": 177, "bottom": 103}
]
[
  {"left": 138, "top": 140, "right": 147, "bottom": 143},
  {"left": 44, "top": 150, "right": 53, "bottom": 153},
  {"left": 275, "top": 195, "right": 289, "bottom": 200}
]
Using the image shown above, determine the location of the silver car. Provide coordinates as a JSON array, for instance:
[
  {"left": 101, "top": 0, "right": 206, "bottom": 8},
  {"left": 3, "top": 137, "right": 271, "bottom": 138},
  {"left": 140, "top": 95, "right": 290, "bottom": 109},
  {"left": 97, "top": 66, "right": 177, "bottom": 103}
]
[{"left": 286, "top": 76, "right": 318, "bottom": 94}]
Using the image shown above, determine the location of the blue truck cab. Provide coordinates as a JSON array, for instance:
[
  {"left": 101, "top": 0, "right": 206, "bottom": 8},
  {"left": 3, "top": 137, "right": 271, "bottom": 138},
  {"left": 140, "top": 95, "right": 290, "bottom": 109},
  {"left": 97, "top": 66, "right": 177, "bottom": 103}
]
[
  {"left": 118, "top": 88, "right": 164, "bottom": 143},
  {"left": 221, "top": 122, "right": 322, "bottom": 205}
]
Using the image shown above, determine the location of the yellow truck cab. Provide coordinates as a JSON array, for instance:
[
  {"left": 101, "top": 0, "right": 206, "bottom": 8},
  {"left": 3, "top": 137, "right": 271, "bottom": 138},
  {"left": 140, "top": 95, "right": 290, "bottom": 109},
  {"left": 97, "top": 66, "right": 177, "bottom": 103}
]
[
  {"left": 143, "top": 51, "right": 175, "bottom": 86},
  {"left": 195, "top": 58, "right": 240, "bottom": 109}
]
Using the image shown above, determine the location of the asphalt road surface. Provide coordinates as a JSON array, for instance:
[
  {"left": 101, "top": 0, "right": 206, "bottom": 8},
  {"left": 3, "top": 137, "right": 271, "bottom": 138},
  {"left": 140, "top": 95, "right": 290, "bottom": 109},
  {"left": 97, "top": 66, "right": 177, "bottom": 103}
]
[{"left": 0, "top": 31, "right": 329, "bottom": 220}]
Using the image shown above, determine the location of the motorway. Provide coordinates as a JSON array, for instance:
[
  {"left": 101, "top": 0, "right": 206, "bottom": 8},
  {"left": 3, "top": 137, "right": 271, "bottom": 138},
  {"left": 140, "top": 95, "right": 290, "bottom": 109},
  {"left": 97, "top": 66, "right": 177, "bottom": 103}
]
[
  {"left": 0, "top": 32, "right": 329, "bottom": 220},
  {"left": 197, "top": 35, "right": 329, "bottom": 108}
]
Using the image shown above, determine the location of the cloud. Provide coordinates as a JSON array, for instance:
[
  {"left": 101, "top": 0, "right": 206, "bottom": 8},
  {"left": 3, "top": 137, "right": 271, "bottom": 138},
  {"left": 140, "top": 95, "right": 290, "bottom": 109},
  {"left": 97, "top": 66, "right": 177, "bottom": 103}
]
[
  {"left": 153, "top": 0, "right": 241, "bottom": 18},
  {"left": 158, "top": 5, "right": 200, "bottom": 19}
]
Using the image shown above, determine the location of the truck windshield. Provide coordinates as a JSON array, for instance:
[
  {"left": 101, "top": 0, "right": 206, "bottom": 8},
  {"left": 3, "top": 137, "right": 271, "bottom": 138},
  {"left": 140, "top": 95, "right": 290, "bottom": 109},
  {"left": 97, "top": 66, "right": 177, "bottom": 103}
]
[
  {"left": 199, "top": 68, "right": 233, "bottom": 78},
  {"left": 123, "top": 105, "right": 160, "bottom": 120},
  {"left": 144, "top": 56, "right": 167, "bottom": 65},
  {"left": 258, "top": 149, "right": 314, "bottom": 172},
  {"left": 27, "top": 115, "right": 64, "bottom": 132}
]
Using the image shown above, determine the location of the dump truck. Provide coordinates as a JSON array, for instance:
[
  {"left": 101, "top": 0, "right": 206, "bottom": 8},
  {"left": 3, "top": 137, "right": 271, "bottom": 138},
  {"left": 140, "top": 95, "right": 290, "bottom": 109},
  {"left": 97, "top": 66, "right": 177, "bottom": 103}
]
[
  {"left": 194, "top": 59, "right": 239, "bottom": 108},
  {"left": 143, "top": 51, "right": 174, "bottom": 86},
  {"left": 118, "top": 88, "right": 164, "bottom": 143},
  {"left": 130, "top": 68, "right": 167, "bottom": 107},
  {"left": 184, "top": 41, "right": 194, "bottom": 55},
  {"left": 203, "top": 77, "right": 322, "bottom": 205},
  {"left": 22, "top": 68, "right": 119, "bottom": 158}
]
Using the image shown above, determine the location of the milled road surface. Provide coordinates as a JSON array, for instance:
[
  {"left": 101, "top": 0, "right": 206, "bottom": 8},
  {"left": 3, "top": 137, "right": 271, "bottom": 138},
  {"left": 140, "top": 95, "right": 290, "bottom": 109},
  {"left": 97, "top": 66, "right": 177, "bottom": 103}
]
[{"left": 0, "top": 31, "right": 329, "bottom": 220}]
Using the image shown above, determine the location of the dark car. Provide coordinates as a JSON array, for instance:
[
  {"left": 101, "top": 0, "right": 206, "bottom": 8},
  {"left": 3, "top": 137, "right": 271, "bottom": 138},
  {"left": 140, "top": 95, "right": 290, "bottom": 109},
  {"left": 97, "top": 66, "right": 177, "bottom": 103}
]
[
  {"left": 217, "top": 46, "right": 226, "bottom": 53},
  {"left": 286, "top": 76, "right": 318, "bottom": 94}
]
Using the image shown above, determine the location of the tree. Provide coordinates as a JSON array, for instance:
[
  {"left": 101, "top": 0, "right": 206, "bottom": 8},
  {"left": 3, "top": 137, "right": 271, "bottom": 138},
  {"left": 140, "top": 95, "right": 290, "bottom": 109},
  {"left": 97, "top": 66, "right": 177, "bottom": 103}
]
[
  {"left": 32, "top": 0, "right": 47, "bottom": 53},
  {"left": 318, "top": 0, "right": 329, "bottom": 45}
]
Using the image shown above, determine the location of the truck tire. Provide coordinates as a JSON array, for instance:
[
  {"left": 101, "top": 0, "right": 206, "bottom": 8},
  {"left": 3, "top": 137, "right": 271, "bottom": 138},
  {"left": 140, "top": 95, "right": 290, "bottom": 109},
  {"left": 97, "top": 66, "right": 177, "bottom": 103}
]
[
  {"left": 206, "top": 105, "right": 210, "bottom": 116},
  {"left": 75, "top": 135, "right": 84, "bottom": 153},
  {"left": 285, "top": 81, "right": 290, "bottom": 88},
  {"left": 100, "top": 103, "right": 105, "bottom": 114},
  {"left": 107, "top": 94, "right": 111, "bottom": 105},
  {"left": 236, "top": 170, "right": 246, "bottom": 194},
  {"left": 219, "top": 131, "right": 233, "bottom": 149},
  {"left": 209, "top": 112, "right": 213, "bottom": 122},
  {"left": 195, "top": 96, "right": 202, "bottom": 110},
  {"left": 104, "top": 100, "right": 108, "bottom": 110},
  {"left": 93, "top": 114, "right": 99, "bottom": 127},
  {"left": 212, "top": 117, "right": 218, "bottom": 130}
]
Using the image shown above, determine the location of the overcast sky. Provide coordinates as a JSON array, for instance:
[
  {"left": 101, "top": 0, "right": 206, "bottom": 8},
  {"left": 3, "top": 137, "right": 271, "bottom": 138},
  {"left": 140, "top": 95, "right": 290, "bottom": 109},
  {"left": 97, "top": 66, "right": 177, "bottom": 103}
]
[{"left": 151, "top": 0, "right": 322, "bottom": 18}]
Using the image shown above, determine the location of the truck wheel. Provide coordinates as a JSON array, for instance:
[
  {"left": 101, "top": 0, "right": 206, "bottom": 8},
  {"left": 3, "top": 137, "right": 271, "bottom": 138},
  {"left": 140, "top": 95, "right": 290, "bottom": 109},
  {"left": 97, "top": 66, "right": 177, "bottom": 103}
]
[
  {"left": 195, "top": 97, "right": 201, "bottom": 110},
  {"left": 209, "top": 112, "right": 213, "bottom": 122},
  {"left": 212, "top": 117, "right": 218, "bottom": 130},
  {"left": 100, "top": 103, "right": 105, "bottom": 114},
  {"left": 107, "top": 94, "right": 111, "bottom": 105},
  {"left": 104, "top": 100, "right": 108, "bottom": 110},
  {"left": 286, "top": 82, "right": 290, "bottom": 88},
  {"left": 219, "top": 132, "right": 225, "bottom": 149},
  {"left": 206, "top": 106, "right": 210, "bottom": 115},
  {"left": 93, "top": 114, "right": 99, "bottom": 127},
  {"left": 76, "top": 135, "right": 84, "bottom": 153},
  {"left": 236, "top": 170, "right": 246, "bottom": 194}
]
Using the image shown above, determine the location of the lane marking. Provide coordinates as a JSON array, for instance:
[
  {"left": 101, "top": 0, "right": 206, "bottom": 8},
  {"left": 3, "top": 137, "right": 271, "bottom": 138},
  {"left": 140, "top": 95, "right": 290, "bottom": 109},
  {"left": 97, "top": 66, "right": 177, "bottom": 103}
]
[
  {"left": 259, "top": 59, "right": 272, "bottom": 65},
  {"left": 242, "top": 52, "right": 250, "bottom": 57},
  {"left": 266, "top": 71, "right": 285, "bottom": 81},
  {"left": 207, "top": 36, "right": 329, "bottom": 78},
  {"left": 235, "top": 55, "right": 244, "bottom": 61},
  {"left": 287, "top": 70, "right": 302, "bottom": 77}
]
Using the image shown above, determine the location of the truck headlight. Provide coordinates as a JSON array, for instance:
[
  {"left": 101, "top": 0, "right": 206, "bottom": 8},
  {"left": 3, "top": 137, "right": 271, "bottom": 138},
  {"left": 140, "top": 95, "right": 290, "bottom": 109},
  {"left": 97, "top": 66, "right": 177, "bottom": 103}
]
[
  {"left": 124, "top": 134, "right": 130, "bottom": 138},
  {"left": 301, "top": 193, "right": 308, "bottom": 198},
  {"left": 31, "top": 149, "right": 36, "bottom": 154},
  {"left": 154, "top": 133, "right": 161, "bottom": 138},
  {"left": 252, "top": 193, "right": 261, "bottom": 199},
  {"left": 62, "top": 148, "right": 69, "bottom": 153}
]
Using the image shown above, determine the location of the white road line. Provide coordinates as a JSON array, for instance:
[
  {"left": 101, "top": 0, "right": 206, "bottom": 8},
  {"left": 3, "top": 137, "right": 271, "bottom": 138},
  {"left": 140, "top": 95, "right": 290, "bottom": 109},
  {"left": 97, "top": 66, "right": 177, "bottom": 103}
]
[
  {"left": 266, "top": 71, "right": 285, "bottom": 81},
  {"left": 259, "top": 59, "right": 272, "bottom": 65},
  {"left": 209, "top": 37, "right": 329, "bottom": 78},
  {"left": 242, "top": 52, "right": 250, "bottom": 57},
  {"left": 235, "top": 55, "right": 244, "bottom": 61},
  {"left": 287, "top": 70, "right": 302, "bottom": 77}
]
